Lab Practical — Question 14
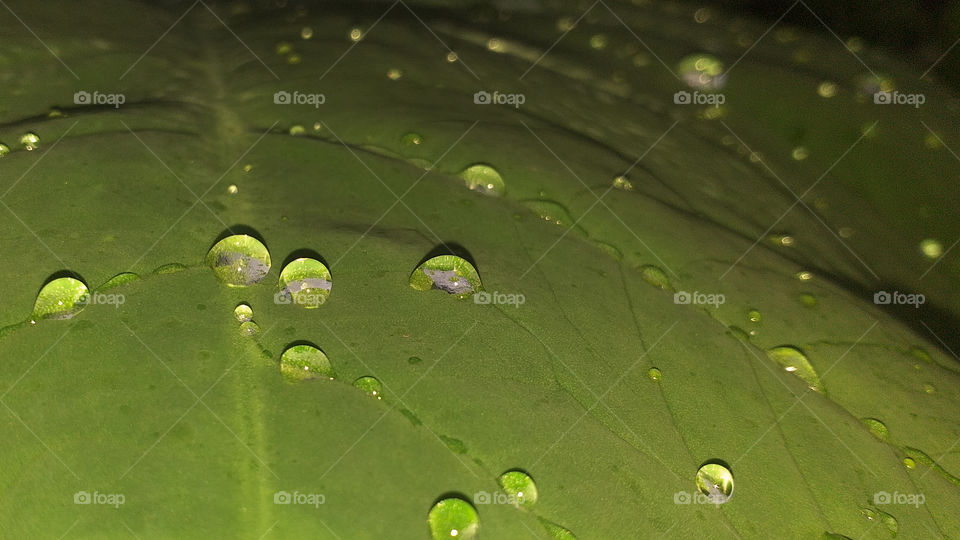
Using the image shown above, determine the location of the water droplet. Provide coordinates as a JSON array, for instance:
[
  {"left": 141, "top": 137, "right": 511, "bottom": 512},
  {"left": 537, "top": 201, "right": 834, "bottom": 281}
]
[
  {"left": 353, "top": 376, "right": 383, "bottom": 399},
  {"left": 695, "top": 463, "right": 733, "bottom": 504},
  {"left": 817, "top": 81, "right": 838, "bottom": 98},
  {"left": 289, "top": 125, "right": 306, "bottom": 136},
  {"left": 402, "top": 132, "right": 423, "bottom": 145},
  {"left": 556, "top": 17, "right": 575, "bottom": 32},
  {"left": 349, "top": 28, "right": 363, "bottom": 42},
  {"left": 153, "top": 262, "right": 187, "bottom": 275},
  {"left": 409, "top": 255, "right": 482, "bottom": 298},
  {"left": 748, "top": 309, "right": 762, "bottom": 323},
  {"left": 234, "top": 303, "right": 253, "bottom": 322},
  {"left": 300, "top": 26, "right": 313, "bottom": 39},
  {"left": 903, "top": 457, "right": 915, "bottom": 469},
  {"left": 791, "top": 146, "right": 809, "bottom": 161},
  {"left": 99, "top": 272, "right": 139, "bottom": 290},
  {"left": 242, "top": 164, "right": 253, "bottom": 173},
  {"left": 796, "top": 270, "right": 813, "bottom": 281},
  {"left": 48, "top": 108, "right": 64, "bottom": 118},
  {"left": 522, "top": 199, "right": 578, "bottom": 228},
  {"left": 860, "top": 418, "right": 889, "bottom": 441},
  {"left": 647, "top": 367, "right": 662, "bottom": 381},
  {"left": 589, "top": 34, "right": 608, "bottom": 50},
  {"left": 769, "top": 234, "right": 794, "bottom": 247},
  {"left": 427, "top": 497, "right": 479, "bottom": 540},
  {"left": 386, "top": 68, "right": 403, "bottom": 80},
  {"left": 920, "top": 239, "right": 943, "bottom": 259},
  {"left": 458, "top": 164, "right": 505, "bottom": 196},
  {"left": 498, "top": 470, "right": 537, "bottom": 508},
  {"left": 277, "top": 257, "right": 332, "bottom": 308},
  {"left": 637, "top": 265, "right": 671, "bottom": 290},
  {"left": 838, "top": 226, "right": 854, "bottom": 238},
  {"left": 677, "top": 54, "right": 727, "bottom": 90},
  {"left": 286, "top": 53, "right": 301, "bottom": 64},
  {"left": 205, "top": 234, "right": 271, "bottom": 287},
  {"left": 611, "top": 175, "right": 634, "bottom": 191},
  {"left": 275, "top": 42, "right": 293, "bottom": 55},
  {"left": 800, "top": 293, "right": 817, "bottom": 307},
  {"left": 766, "top": 346, "right": 822, "bottom": 392},
  {"left": 280, "top": 344, "right": 335, "bottom": 382},
  {"left": 594, "top": 241, "right": 622, "bottom": 260},
  {"left": 19, "top": 132, "right": 40, "bottom": 151},
  {"left": 539, "top": 518, "right": 578, "bottom": 540},
  {"left": 32, "top": 276, "right": 89, "bottom": 320},
  {"left": 877, "top": 509, "right": 898, "bottom": 535},
  {"left": 446, "top": 51, "right": 459, "bottom": 63},
  {"left": 239, "top": 321, "right": 260, "bottom": 336},
  {"left": 486, "top": 38, "right": 504, "bottom": 52},
  {"left": 923, "top": 383, "right": 935, "bottom": 394},
  {"left": 227, "top": 184, "right": 239, "bottom": 194},
  {"left": 0, "top": 143, "right": 9, "bottom": 157}
]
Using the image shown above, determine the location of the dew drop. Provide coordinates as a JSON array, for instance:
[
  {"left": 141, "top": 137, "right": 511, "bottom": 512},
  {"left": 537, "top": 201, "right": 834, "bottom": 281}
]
[
  {"left": 98, "top": 272, "right": 140, "bottom": 291},
  {"left": 647, "top": 367, "right": 662, "bottom": 381},
  {"left": 903, "top": 457, "right": 915, "bottom": 469},
  {"left": 522, "top": 199, "right": 578, "bottom": 228},
  {"left": 637, "top": 265, "right": 671, "bottom": 290},
  {"left": 748, "top": 309, "right": 762, "bottom": 323},
  {"left": 242, "top": 164, "right": 253, "bottom": 173},
  {"left": 234, "top": 303, "right": 253, "bottom": 323},
  {"left": 427, "top": 497, "right": 479, "bottom": 540},
  {"left": 817, "top": 81, "right": 838, "bottom": 98},
  {"left": 695, "top": 463, "right": 733, "bottom": 504},
  {"left": 860, "top": 418, "right": 889, "bottom": 441},
  {"left": 458, "top": 164, "right": 505, "bottom": 196},
  {"left": 677, "top": 54, "right": 727, "bottom": 90},
  {"left": 589, "top": 34, "right": 608, "bottom": 50},
  {"left": 275, "top": 42, "right": 293, "bottom": 55},
  {"left": 766, "top": 346, "right": 822, "bottom": 392},
  {"left": 387, "top": 68, "right": 403, "bottom": 80},
  {"left": 289, "top": 125, "right": 306, "bottom": 136},
  {"left": 32, "top": 276, "right": 89, "bottom": 320},
  {"left": 796, "top": 270, "right": 813, "bottom": 281},
  {"left": 486, "top": 38, "right": 504, "bottom": 52},
  {"left": 353, "top": 376, "right": 383, "bottom": 399},
  {"left": 205, "top": 234, "right": 271, "bottom": 287},
  {"left": 0, "top": 143, "right": 9, "bottom": 157},
  {"left": 286, "top": 53, "right": 301, "bottom": 64},
  {"left": 923, "top": 383, "right": 935, "bottom": 394},
  {"left": 277, "top": 257, "right": 332, "bottom": 308},
  {"left": 611, "top": 175, "right": 634, "bottom": 191},
  {"left": 300, "top": 26, "right": 313, "bottom": 39},
  {"left": 920, "top": 239, "right": 943, "bottom": 259},
  {"left": 791, "top": 146, "right": 809, "bottom": 161},
  {"left": 446, "top": 51, "right": 458, "bottom": 63},
  {"left": 19, "top": 132, "right": 40, "bottom": 151},
  {"left": 280, "top": 344, "right": 335, "bottom": 382},
  {"left": 349, "top": 28, "right": 363, "bottom": 42},
  {"left": 402, "top": 132, "right": 423, "bottom": 145},
  {"left": 153, "top": 262, "right": 187, "bottom": 275},
  {"left": 539, "top": 518, "right": 578, "bottom": 540},
  {"left": 227, "top": 184, "right": 239, "bottom": 195},
  {"left": 410, "top": 255, "right": 482, "bottom": 298},
  {"left": 239, "top": 321, "right": 260, "bottom": 337},
  {"left": 408, "top": 356, "right": 423, "bottom": 365},
  {"left": 498, "top": 470, "right": 537, "bottom": 508}
]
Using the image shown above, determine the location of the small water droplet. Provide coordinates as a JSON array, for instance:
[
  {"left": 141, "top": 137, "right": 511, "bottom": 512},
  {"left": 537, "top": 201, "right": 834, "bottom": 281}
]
[
  {"left": 903, "top": 457, "right": 915, "bottom": 469},
  {"left": 522, "top": 199, "right": 579, "bottom": 229},
  {"left": 766, "top": 346, "right": 822, "bottom": 392},
  {"left": 647, "top": 367, "right": 662, "bottom": 381},
  {"left": 556, "top": 17, "right": 575, "bottom": 32},
  {"left": 838, "top": 226, "right": 854, "bottom": 238},
  {"left": 280, "top": 344, "right": 335, "bottom": 382},
  {"left": 0, "top": 143, "right": 10, "bottom": 157},
  {"left": 611, "top": 175, "right": 634, "bottom": 191},
  {"left": 33, "top": 276, "right": 89, "bottom": 320},
  {"left": 349, "top": 28, "right": 363, "bottom": 42},
  {"left": 486, "top": 38, "right": 503, "bottom": 52},
  {"left": 589, "top": 34, "right": 608, "bottom": 50},
  {"left": 796, "top": 270, "right": 813, "bottom": 281},
  {"left": 677, "top": 54, "right": 727, "bottom": 90},
  {"left": 637, "top": 265, "right": 671, "bottom": 290},
  {"left": 402, "top": 132, "right": 423, "bottom": 145},
  {"left": 410, "top": 255, "right": 482, "bottom": 298},
  {"left": 427, "top": 497, "right": 479, "bottom": 540},
  {"left": 153, "top": 262, "right": 187, "bottom": 275},
  {"left": 19, "top": 132, "right": 40, "bottom": 151},
  {"left": 768, "top": 234, "right": 794, "bottom": 247},
  {"left": 408, "top": 356, "right": 423, "bottom": 365},
  {"left": 498, "top": 470, "right": 537, "bottom": 508},
  {"left": 234, "top": 303, "right": 253, "bottom": 322},
  {"left": 352, "top": 376, "right": 383, "bottom": 398},
  {"left": 205, "top": 234, "right": 271, "bottom": 287},
  {"left": 860, "top": 418, "right": 889, "bottom": 441},
  {"left": 748, "top": 309, "right": 762, "bottom": 323},
  {"left": 286, "top": 53, "right": 301, "bottom": 64},
  {"left": 277, "top": 257, "right": 332, "bottom": 308},
  {"left": 923, "top": 383, "right": 935, "bottom": 394},
  {"left": 242, "top": 164, "right": 253, "bottom": 173},
  {"left": 99, "top": 272, "right": 140, "bottom": 290},
  {"left": 695, "top": 463, "right": 733, "bottom": 504},
  {"left": 817, "top": 81, "right": 838, "bottom": 98},
  {"left": 275, "top": 42, "right": 293, "bottom": 55},
  {"left": 539, "top": 518, "right": 578, "bottom": 540},
  {"left": 300, "top": 26, "right": 313, "bottom": 39},
  {"left": 791, "top": 146, "right": 809, "bottom": 161},
  {"left": 289, "top": 125, "right": 306, "bottom": 136},
  {"left": 227, "top": 184, "right": 239, "bottom": 194},
  {"left": 920, "top": 239, "right": 943, "bottom": 259},
  {"left": 239, "top": 321, "right": 260, "bottom": 336},
  {"left": 386, "top": 68, "right": 403, "bottom": 80},
  {"left": 458, "top": 164, "right": 505, "bottom": 196},
  {"left": 446, "top": 51, "right": 459, "bottom": 62}
]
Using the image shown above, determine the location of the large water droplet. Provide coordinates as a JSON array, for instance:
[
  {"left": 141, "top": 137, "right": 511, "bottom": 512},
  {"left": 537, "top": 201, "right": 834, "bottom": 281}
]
[
  {"left": 410, "top": 255, "right": 482, "bottom": 298},
  {"left": 498, "top": 470, "right": 538, "bottom": 508},
  {"left": 19, "top": 132, "right": 40, "bottom": 151},
  {"left": 277, "top": 258, "right": 332, "bottom": 308},
  {"left": 234, "top": 303, "right": 253, "bottom": 322},
  {"left": 766, "top": 346, "right": 822, "bottom": 392},
  {"left": 861, "top": 418, "right": 889, "bottom": 441},
  {"left": 427, "top": 497, "right": 479, "bottom": 540},
  {"left": 353, "top": 376, "right": 383, "bottom": 399},
  {"left": 32, "top": 277, "right": 89, "bottom": 320},
  {"left": 695, "top": 463, "right": 733, "bottom": 504},
  {"left": 280, "top": 344, "right": 335, "bottom": 382},
  {"left": 677, "top": 54, "right": 727, "bottom": 90},
  {"left": 205, "top": 234, "right": 271, "bottom": 287},
  {"left": 539, "top": 518, "right": 578, "bottom": 540},
  {"left": 458, "top": 164, "right": 505, "bottom": 196}
]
